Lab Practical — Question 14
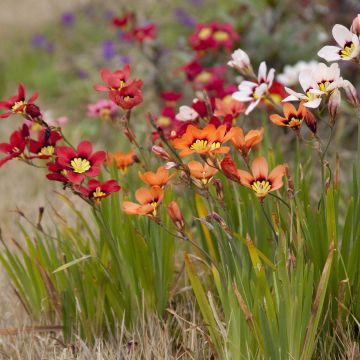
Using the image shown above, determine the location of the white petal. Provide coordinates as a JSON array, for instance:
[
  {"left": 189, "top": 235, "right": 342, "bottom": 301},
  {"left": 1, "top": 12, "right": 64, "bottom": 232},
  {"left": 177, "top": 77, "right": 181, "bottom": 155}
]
[
  {"left": 304, "top": 98, "right": 322, "bottom": 108},
  {"left": 245, "top": 99, "right": 260, "bottom": 115},
  {"left": 317, "top": 46, "right": 342, "bottom": 62},
  {"left": 258, "top": 62, "right": 267, "bottom": 82},
  {"left": 282, "top": 95, "right": 300, "bottom": 102},
  {"left": 232, "top": 92, "right": 252, "bottom": 102},
  {"left": 267, "top": 68, "right": 275, "bottom": 87},
  {"left": 299, "top": 70, "right": 316, "bottom": 92},
  {"left": 332, "top": 24, "right": 353, "bottom": 47}
]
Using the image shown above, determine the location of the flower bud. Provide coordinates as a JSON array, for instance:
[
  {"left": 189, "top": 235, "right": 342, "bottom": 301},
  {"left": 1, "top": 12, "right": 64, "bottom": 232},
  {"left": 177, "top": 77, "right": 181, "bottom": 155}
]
[
  {"left": 351, "top": 14, "right": 360, "bottom": 36},
  {"left": 220, "top": 155, "right": 240, "bottom": 182},
  {"left": 304, "top": 110, "right": 317, "bottom": 134},
  {"left": 151, "top": 145, "right": 172, "bottom": 161},
  {"left": 328, "top": 89, "right": 341, "bottom": 127},
  {"left": 343, "top": 80, "right": 359, "bottom": 107},
  {"left": 25, "top": 103, "right": 42, "bottom": 119},
  {"left": 167, "top": 201, "right": 185, "bottom": 232},
  {"left": 227, "top": 49, "right": 253, "bottom": 76},
  {"left": 213, "top": 179, "right": 224, "bottom": 201}
]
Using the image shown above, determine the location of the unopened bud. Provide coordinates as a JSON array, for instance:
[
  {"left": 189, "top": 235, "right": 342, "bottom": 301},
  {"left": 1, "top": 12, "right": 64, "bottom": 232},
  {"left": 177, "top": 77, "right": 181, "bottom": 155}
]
[
  {"left": 304, "top": 110, "right": 317, "bottom": 134},
  {"left": 351, "top": 14, "right": 360, "bottom": 36},
  {"left": 213, "top": 179, "right": 224, "bottom": 201},
  {"left": 165, "top": 161, "right": 178, "bottom": 170},
  {"left": 343, "top": 80, "right": 359, "bottom": 107},
  {"left": 328, "top": 89, "right": 341, "bottom": 127},
  {"left": 220, "top": 155, "right": 240, "bottom": 182},
  {"left": 167, "top": 201, "right": 185, "bottom": 232},
  {"left": 25, "top": 103, "right": 42, "bottom": 119},
  {"left": 227, "top": 49, "right": 254, "bottom": 77},
  {"left": 151, "top": 145, "right": 172, "bottom": 161}
]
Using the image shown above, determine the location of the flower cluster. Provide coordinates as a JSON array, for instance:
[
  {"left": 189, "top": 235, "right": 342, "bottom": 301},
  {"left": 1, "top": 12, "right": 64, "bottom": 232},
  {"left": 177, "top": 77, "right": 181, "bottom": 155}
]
[
  {"left": 94, "top": 65, "right": 143, "bottom": 110},
  {"left": 111, "top": 11, "right": 156, "bottom": 43}
]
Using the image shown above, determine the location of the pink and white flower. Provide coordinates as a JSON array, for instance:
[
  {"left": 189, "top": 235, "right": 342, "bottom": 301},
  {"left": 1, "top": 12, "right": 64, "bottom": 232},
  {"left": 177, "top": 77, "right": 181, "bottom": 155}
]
[
  {"left": 232, "top": 62, "right": 275, "bottom": 115},
  {"left": 176, "top": 105, "right": 199, "bottom": 122},
  {"left": 318, "top": 24, "right": 360, "bottom": 62},
  {"left": 277, "top": 61, "right": 318, "bottom": 87},
  {"left": 283, "top": 63, "right": 344, "bottom": 108},
  {"left": 227, "top": 49, "right": 252, "bottom": 75}
]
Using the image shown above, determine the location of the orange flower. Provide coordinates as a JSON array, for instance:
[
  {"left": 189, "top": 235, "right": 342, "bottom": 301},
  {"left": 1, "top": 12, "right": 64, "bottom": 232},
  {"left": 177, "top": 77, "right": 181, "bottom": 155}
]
[
  {"left": 237, "top": 156, "right": 286, "bottom": 199},
  {"left": 139, "top": 166, "right": 175, "bottom": 188},
  {"left": 122, "top": 187, "right": 163, "bottom": 216},
  {"left": 230, "top": 127, "right": 264, "bottom": 159},
  {"left": 269, "top": 102, "right": 309, "bottom": 130},
  {"left": 187, "top": 160, "right": 217, "bottom": 186},
  {"left": 214, "top": 97, "right": 245, "bottom": 118},
  {"left": 172, "top": 124, "right": 233, "bottom": 157},
  {"left": 108, "top": 150, "right": 137, "bottom": 172}
]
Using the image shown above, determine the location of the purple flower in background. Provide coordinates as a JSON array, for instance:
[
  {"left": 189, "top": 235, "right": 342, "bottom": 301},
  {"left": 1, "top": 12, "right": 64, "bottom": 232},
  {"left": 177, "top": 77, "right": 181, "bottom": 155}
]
[
  {"left": 104, "top": 9, "right": 114, "bottom": 20},
  {"left": 120, "top": 55, "right": 130, "bottom": 65},
  {"left": 102, "top": 40, "right": 117, "bottom": 60},
  {"left": 77, "top": 69, "right": 89, "bottom": 79},
  {"left": 61, "top": 12, "right": 76, "bottom": 26},
  {"left": 32, "top": 34, "right": 46, "bottom": 48},
  {"left": 46, "top": 42, "right": 55, "bottom": 54},
  {"left": 174, "top": 8, "right": 196, "bottom": 27}
]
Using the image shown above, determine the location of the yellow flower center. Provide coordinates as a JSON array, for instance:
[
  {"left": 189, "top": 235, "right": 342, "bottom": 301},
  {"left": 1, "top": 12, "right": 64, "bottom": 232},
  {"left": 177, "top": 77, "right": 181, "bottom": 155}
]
[
  {"left": 93, "top": 187, "right": 106, "bottom": 202},
  {"left": 100, "top": 108, "right": 111, "bottom": 120},
  {"left": 340, "top": 42, "right": 355, "bottom": 58},
  {"left": 12, "top": 100, "right": 27, "bottom": 113},
  {"left": 305, "top": 89, "right": 321, "bottom": 102},
  {"left": 195, "top": 71, "right": 212, "bottom": 83},
  {"left": 190, "top": 139, "right": 208, "bottom": 152},
  {"left": 318, "top": 81, "right": 332, "bottom": 92},
  {"left": 61, "top": 169, "right": 68, "bottom": 176},
  {"left": 210, "top": 142, "right": 221, "bottom": 150},
  {"left": 251, "top": 180, "right": 271, "bottom": 196},
  {"left": 70, "top": 158, "right": 91, "bottom": 174},
  {"left": 198, "top": 28, "right": 212, "bottom": 40},
  {"left": 287, "top": 117, "right": 303, "bottom": 128},
  {"left": 157, "top": 116, "right": 171, "bottom": 126},
  {"left": 38, "top": 145, "right": 55, "bottom": 157},
  {"left": 213, "top": 30, "right": 229, "bottom": 42}
]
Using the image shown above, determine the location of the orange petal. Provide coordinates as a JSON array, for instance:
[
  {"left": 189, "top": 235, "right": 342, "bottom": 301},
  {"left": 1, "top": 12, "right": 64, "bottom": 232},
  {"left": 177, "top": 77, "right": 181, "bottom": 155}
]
[
  {"left": 251, "top": 156, "right": 268, "bottom": 179},
  {"left": 268, "top": 164, "right": 286, "bottom": 184},
  {"left": 237, "top": 169, "right": 253, "bottom": 187},
  {"left": 282, "top": 102, "right": 296, "bottom": 118},
  {"left": 269, "top": 114, "right": 286, "bottom": 126},
  {"left": 122, "top": 201, "right": 143, "bottom": 214}
]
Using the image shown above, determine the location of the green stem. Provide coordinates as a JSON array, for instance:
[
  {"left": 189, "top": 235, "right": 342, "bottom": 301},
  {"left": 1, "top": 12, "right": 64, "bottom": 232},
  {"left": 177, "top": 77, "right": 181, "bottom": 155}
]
[{"left": 260, "top": 201, "right": 278, "bottom": 243}]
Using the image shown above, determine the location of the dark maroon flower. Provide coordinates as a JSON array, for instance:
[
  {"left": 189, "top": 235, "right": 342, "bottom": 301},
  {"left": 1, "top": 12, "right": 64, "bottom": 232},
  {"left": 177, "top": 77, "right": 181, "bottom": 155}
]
[
  {"left": 29, "top": 129, "right": 62, "bottom": 159},
  {"left": 0, "top": 84, "right": 39, "bottom": 119},
  {"left": 0, "top": 124, "right": 29, "bottom": 167},
  {"left": 55, "top": 141, "right": 106, "bottom": 184},
  {"left": 78, "top": 179, "right": 121, "bottom": 202}
]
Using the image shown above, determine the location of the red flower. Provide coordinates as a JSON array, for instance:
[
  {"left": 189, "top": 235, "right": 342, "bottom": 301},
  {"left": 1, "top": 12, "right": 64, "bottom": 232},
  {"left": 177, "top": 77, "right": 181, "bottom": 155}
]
[
  {"left": 189, "top": 22, "right": 239, "bottom": 52},
  {"left": 0, "top": 124, "right": 29, "bottom": 167},
  {"left": 160, "top": 91, "right": 182, "bottom": 106},
  {"left": 79, "top": 179, "right": 121, "bottom": 202},
  {"left": 29, "top": 128, "right": 62, "bottom": 159},
  {"left": 110, "top": 80, "right": 143, "bottom": 110},
  {"left": 46, "top": 161, "right": 68, "bottom": 183},
  {"left": 111, "top": 12, "right": 134, "bottom": 28},
  {"left": 181, "top": 59, "right": 203, "bottom": 81},
  {"left": 94, "top": 65, "right": 131, "bottom": 93},
  {"left": 55, "top": 141, "right": 106, "bottom": 184},
  {"left": 132, "top": 24, "right": 156, "bottom": 42},
  {"left": 0, "top": 84, "right": 39, "bottom": 119}
]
